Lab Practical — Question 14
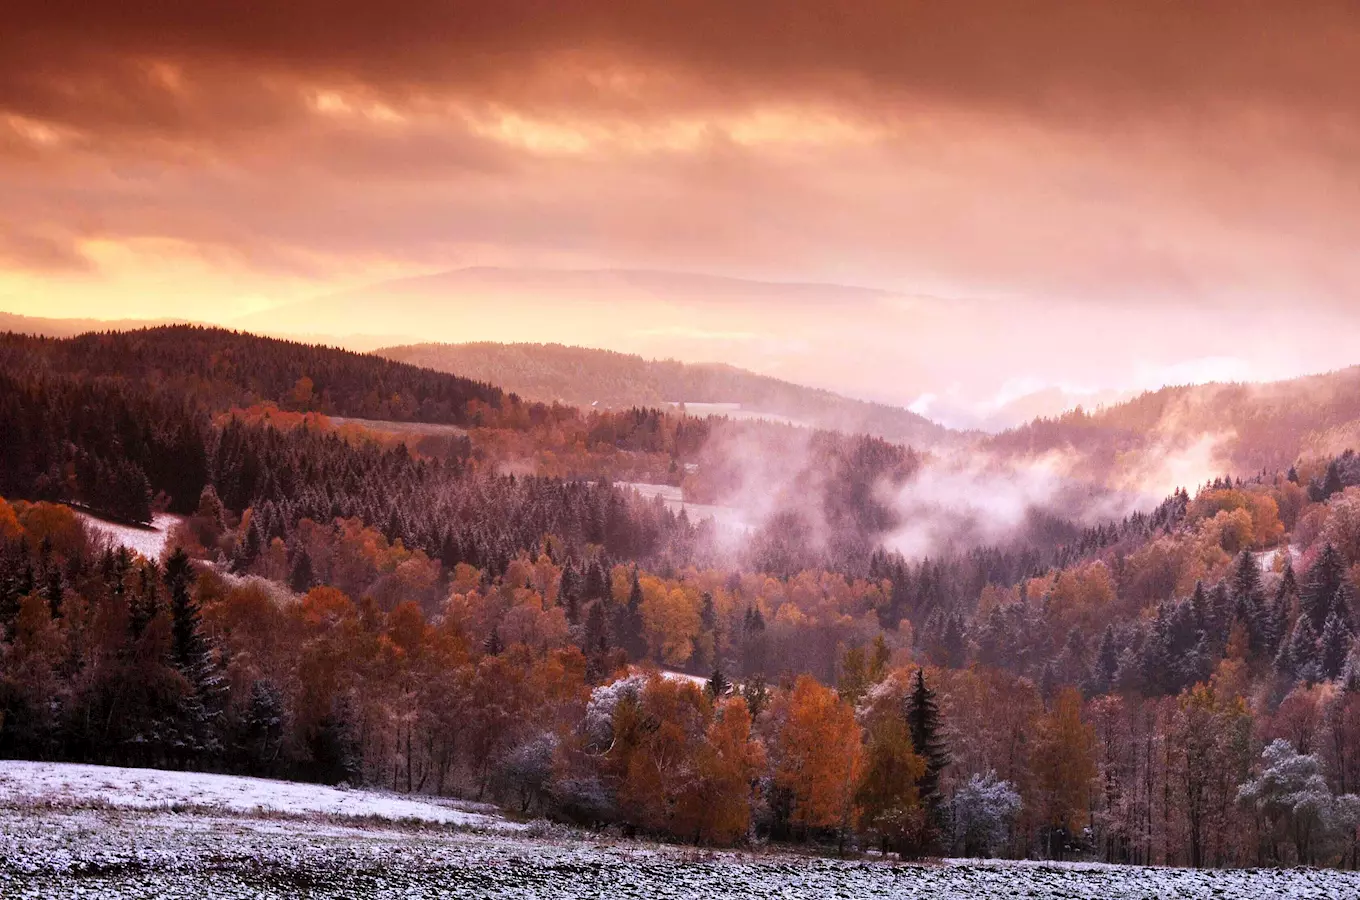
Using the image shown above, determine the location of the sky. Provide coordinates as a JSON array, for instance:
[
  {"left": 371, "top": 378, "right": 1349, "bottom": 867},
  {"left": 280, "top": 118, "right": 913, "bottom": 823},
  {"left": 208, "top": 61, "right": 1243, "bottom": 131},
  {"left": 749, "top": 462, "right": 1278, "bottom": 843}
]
[{"left": 3, "top": 2, "right": 1359, "bottom": 426}]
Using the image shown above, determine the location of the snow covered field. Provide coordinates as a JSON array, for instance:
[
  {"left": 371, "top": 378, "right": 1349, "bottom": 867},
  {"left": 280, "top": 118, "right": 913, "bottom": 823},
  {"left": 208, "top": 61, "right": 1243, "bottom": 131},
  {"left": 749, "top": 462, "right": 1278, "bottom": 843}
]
[
  {"left": 2, "top": 806, "right": 1355, "bottom": 899},
  {"left": 2, "top": 763, "right": 1357, "bottom": 899},
  {"left": 76, "top": 511, "right": 182, "bottom": 561},
  {"left": 0, "top": 761, "right": 519, "bottom": 830},
  {"left": 621, "top": 482, "right": 753, "bottom": 535}
]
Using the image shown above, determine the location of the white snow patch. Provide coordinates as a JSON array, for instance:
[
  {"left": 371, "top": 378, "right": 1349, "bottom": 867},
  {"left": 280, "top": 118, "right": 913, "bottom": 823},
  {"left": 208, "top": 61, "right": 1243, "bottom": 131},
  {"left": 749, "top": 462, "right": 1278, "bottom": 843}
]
[
  {"left": 0, "top": 760, "right": 523, "bottom": 831},
  {"left": 76, "top": 511, "right": 183, "bottom": 561}
]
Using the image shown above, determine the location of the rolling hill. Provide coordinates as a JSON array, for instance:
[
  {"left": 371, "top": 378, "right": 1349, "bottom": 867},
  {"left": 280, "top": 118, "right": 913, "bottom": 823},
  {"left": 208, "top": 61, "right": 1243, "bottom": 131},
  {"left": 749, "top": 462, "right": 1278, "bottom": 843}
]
[
  {"left": 986, "top": 366, "right": 1360, "bottom": 491},
  {"left": 376, "top": 341, "right": 957, "bottom": 446}
]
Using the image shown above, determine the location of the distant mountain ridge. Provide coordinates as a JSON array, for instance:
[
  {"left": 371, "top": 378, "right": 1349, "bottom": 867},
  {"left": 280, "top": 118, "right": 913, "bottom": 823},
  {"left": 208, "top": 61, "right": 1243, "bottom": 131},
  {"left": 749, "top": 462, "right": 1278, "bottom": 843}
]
[
  {"left": 376, "top": 341, "right": 956, "bottom": 446},
  {"left": 0, "top": 311, "right": 188, "bottom": 338},
  {"left": 986, "top": 366, "right": 1360, "bottom": 480}
]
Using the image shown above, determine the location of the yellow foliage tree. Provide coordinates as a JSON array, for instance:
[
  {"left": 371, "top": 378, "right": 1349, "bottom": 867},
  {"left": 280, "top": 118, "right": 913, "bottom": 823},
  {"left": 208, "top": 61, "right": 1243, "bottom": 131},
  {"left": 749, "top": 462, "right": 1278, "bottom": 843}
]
[
  {"left": 1034, "top": 687, "right": 1096, "bottom": 851},
  {"left": 774, "top": 676, "right": 863, "bottom": 839}
]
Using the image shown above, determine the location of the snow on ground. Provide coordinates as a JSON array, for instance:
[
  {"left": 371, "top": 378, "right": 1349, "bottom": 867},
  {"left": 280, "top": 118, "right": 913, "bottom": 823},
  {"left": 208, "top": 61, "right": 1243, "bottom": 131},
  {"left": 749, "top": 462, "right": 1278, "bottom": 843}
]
[
  {"left": 621, "top": 482, "right": 753, "bottom": 535},
  {"left": 1256, "top": 544, "right": 1301, "bottom": 572},
  {"left": 0, "top": 761, "right": 521, "bottom": 831},
  {"left": 658, "top": 669, "right": 709, "bottom": 687},
  {"left": 76, "top": 511, "right": 183, "bottom": 561},
  {"left": 1, "top": 805, "right": 1355, "bottom": 898}
]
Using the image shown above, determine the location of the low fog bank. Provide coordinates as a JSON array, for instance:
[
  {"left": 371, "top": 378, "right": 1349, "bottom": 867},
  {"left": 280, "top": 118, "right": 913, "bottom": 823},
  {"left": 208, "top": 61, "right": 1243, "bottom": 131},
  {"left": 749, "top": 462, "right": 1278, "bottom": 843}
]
[{"left": 658, "top": 418, "right": 1238, "bottom": 566}]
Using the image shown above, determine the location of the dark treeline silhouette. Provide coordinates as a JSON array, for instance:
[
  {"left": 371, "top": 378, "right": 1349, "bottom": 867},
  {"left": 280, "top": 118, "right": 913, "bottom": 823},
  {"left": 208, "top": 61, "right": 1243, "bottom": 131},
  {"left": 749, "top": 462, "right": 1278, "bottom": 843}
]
[{"left": 0, "top": 326, "right": 506, "bottom": 425}]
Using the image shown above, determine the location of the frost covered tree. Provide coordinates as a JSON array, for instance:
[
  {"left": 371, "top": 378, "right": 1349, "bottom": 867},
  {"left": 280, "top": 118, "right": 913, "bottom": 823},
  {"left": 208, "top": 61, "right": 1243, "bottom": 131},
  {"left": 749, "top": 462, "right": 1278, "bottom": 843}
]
[
  {"left": 1237, "top": 739, "right": 1358, "bottom": 865},
  {"left": 1301, "top": 544, "right": 1352, "bottom": 634},
  {"left": 500, "top": 731, "right": 559, "bottom": 813},
  {"left": 950, "top": 771, "right": 1021, "bottom": 858},
  {"left": 1320, "top": 612, "right": 1354, "bottom": 681}
]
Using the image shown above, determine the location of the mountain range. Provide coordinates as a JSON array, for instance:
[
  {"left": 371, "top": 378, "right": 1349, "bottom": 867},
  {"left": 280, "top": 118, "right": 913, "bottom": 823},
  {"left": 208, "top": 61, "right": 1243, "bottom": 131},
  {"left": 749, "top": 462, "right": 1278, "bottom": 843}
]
[{"left": 376, "top": 341, "right": 955, "bottom": 446}]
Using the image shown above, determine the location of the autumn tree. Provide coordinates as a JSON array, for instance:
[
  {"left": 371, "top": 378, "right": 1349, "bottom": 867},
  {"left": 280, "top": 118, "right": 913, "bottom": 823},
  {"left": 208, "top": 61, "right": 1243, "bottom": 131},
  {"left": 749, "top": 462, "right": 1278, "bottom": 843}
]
[
  {"left": 772, "top": 675, "right": 863, "bottom": 846},
  {"left": 855, "top": 708, "right": 926, "bottom": 855},
  {"left": 1034, "top": 687, "right": 1096, "bottom": 859}
]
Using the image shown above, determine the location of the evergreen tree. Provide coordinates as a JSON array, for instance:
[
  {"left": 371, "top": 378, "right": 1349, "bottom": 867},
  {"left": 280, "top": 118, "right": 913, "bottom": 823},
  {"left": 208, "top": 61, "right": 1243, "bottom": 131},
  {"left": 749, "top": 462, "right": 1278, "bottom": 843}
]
[
  {"left": 1278, "top": 615, "right": 1320, "bottom": 684},
  {"left": 559, "top": 564, "right": 581, "bottom": 624},
  {"left": 741, "top": 604, "right": 767, "bottom": 677},
  {"left": 1324, "top": 460, "right": 1345, "bottom": 500},
  {"left": 1230, "top": 552, "right": 1266, "bottom": 656},
  {"left": 1090, "top": 625, "right": 1120, "bottom": 695},
  {"left": 583, "top": 560, "right": 608, "bottom": 602},
  {"left": 240, "top": 678, "right": 285, "bottom": 775},
  {"left": 234, "top": 517, "right": 264, "bottom": 573},
  {"left": 905, "top": 668, "right": 951, "bottom": 838},
  {"left": 311, "top": 697, "right": 362, "bottom": 786},
  {"left": 1301, "top": 544, "right": 1352, "bottom": 633},
  {"left": 741, "top": 672, "right": 770, "bottom": 719},
  {"left": 165, "top": 547, "right": 224, "bottom": 760},
  {"left": 1320, "top": 612, "right": 1353, "bottom": 681},
  {"left": 43, "top": 566, "right": 63, "bottom": 620},
  {"left": 706, "top": 666, "right": 731, "bottom": 700},
  {"left": 613, "top": 569, "right": 647, "bottom": 660},
  {"left": 288, "top": 547, "right": 315, "bottom": 593}
]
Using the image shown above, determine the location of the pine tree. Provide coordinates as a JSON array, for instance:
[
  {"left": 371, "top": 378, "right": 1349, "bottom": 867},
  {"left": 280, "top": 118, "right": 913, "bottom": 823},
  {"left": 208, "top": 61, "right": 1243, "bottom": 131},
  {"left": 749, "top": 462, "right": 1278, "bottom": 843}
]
[
  {"left": 1301, "top": 544, "right": 1351, "bottom": 633},
  {"left": 1324, "top": 460, "right": 1345, "bottom": 499},
  {"left": 614, "top": 569, "right": 647, "bottom": 660},
  {"left": 1278, "top": 615, "right": 1320, "bottom": 684},
  {"left": 741, "top": 604, "right": 767, "bottom": 677},
  {"left": 1320, "top": 612, "right": 1354, "bottom": 681},
  {"left": 869, "top": 633, "right": 892, "bottom": 683},
  {"left": 235, "top": 516, "right": 264, "bottom": 573},
  {"left": 1230, "top": 552, "right": 1266, "bottom": 656},
  {"left": 1090, "top": 625, "right": 1119, "bottom": 695},
  {"left": 164, "top": 547, "right": 224, "bottom": 761},
  {"left": 559, "top": 564, "right": 581, "bottom": 625},
  {"left": 706, "top": 666, "right": 731, "bottom": 699},
  {"left": 240, "top": 678, "right": 285, "bottom": 775},
  {"left": 43, "top": 566, "right": 63, "bottom": 620},
  {"left": 905, "top": 668, "right": 951, "bottom": 838},
  {"left": 838, "top": 644, "right": 870, "bottom": 705},
  {"left": 288, "top": 547, "right": 315, "bottom": 593}
]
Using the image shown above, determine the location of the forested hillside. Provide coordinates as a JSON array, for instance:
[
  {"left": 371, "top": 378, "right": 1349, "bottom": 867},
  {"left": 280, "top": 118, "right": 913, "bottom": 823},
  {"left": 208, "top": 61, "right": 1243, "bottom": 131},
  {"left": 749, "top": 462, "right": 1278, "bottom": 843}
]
[
  {"left": 378, "top": 341, "right": 953, "bottom": 445},
  {"left": 4, "top": 326, "right": 1360, "bottom": 869},
  {"left": 989, "top": 367, "right": 1360, "bottom": 481}
]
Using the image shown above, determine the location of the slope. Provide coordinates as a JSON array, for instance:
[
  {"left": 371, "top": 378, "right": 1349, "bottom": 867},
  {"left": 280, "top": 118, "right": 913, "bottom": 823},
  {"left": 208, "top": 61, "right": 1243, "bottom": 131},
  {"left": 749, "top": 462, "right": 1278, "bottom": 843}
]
[
  {"left": 987, "top": 366, "right": 1360, "bottom": 486},
  {"left": 376, "top": 341, "right": 955, "bottom": 445}
]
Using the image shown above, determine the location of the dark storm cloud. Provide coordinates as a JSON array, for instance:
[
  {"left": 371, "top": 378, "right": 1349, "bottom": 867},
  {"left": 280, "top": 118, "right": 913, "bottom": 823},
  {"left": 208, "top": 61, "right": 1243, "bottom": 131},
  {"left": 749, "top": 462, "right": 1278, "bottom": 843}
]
[
  {"left": 0, "top": 1, "right": 1357, "bottom": 319},
  {"left": 4, "top": 2, "right": 1358, "bottom": 132}
]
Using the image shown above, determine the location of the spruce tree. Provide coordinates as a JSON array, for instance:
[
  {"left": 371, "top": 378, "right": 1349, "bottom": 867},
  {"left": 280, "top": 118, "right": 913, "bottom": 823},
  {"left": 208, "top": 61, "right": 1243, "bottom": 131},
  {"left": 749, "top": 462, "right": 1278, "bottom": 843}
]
[
  {"left": 1278, "top": 616, "right": 1320, "bottom": 684},
  {"left": 905, "top": 668, "right": 951, "bottom": 836},
  {"left": 706, "top": 666, "right": 731, "bottom": 699},
  {"left": 1230, "top": 552, "right": 1266, "bottom": 655},
  {"left": 1320, "top": 612, "right": 1354, "bottom": 681},
  {"left": 288, "top": 547, "right": 315, "bottom": 593},
  {"left": 165, "top": 548, "right": 224, "bottom": 761},
  {"left": 559, "top": 564, "right": 581, "bottom": 625},
  {"left": 1090, "top": 625, "right": 1119, "bottom": 695},
  {"left": 613, "top": 569, "right": 647, "bottom": 660},
  {"left": 1324, "top": 460, "right": 1345, "bottom": 500},
  {"left": 1302, "top": 544, "right": 1351, "bottom": 633},
  {"left": 742, "top": 604, "right": 767, "bottom": 677}
]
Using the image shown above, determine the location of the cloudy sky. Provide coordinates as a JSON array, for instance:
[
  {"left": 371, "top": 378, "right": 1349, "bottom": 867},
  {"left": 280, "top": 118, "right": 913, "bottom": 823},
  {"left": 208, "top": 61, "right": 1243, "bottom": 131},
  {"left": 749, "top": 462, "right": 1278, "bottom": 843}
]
[{"left": 3, "top": 2, "right": 1359, "bottom": 424}]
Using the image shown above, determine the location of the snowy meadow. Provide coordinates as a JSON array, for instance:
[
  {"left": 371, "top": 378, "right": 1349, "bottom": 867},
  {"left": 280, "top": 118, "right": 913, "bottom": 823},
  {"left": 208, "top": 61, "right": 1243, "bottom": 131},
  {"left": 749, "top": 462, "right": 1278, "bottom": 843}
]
[{"left": 1, "top": 762, "right": 1357, "bottom": 899}]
